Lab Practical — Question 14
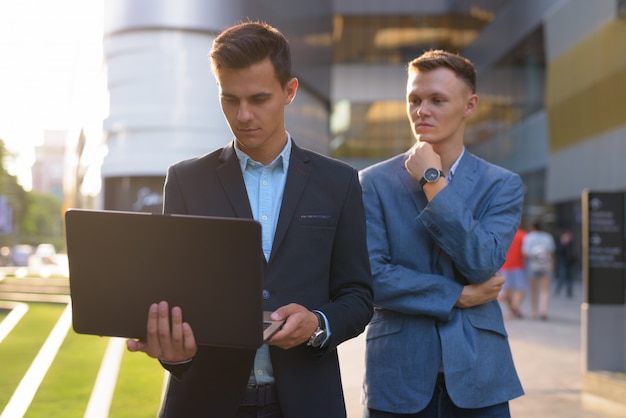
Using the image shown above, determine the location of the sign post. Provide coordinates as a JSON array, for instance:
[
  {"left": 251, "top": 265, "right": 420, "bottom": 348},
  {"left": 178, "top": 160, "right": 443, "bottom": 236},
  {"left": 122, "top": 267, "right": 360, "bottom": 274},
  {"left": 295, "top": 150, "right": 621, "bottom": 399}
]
[{"left": 581, "top": 190, "right": 626, "bottom": 372}]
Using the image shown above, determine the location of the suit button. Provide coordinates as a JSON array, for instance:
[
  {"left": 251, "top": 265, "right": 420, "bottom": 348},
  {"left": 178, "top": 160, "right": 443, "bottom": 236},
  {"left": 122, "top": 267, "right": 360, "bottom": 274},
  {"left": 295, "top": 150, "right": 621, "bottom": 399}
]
[{"left": 262, "top": 289, "right": 271, "bottom": 300}]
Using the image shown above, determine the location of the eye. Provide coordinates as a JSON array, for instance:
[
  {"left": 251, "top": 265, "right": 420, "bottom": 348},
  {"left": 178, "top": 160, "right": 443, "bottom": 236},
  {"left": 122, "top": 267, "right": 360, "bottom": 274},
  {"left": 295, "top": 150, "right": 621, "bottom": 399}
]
[
  {"left": 221, "top": 97, "right": 237, "bottom": 105},
  {"left": 251, "top": 94, "right": 271, "bottom": 104}
]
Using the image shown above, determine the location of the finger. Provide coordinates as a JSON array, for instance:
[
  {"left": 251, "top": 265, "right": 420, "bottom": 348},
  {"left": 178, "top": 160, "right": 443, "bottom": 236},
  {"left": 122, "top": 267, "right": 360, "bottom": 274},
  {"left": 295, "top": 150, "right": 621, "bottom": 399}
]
[
  {"left": 182, "top": 322, "right": 198, "bottom": 357},
  {"left": 271, "top": 303, "right": 299, "bottom": 320},
  {"left": 145, "top": 303, "right": 161, "bottom": 356},
  {"left": 157, "top": 301, "right": 173, "bottom": 352},
  {"left": 127, "top": 338, "right": 146, "bottom": 353},
  {"left": 170, "top": 306, "right": 184, "bottom": 347}
]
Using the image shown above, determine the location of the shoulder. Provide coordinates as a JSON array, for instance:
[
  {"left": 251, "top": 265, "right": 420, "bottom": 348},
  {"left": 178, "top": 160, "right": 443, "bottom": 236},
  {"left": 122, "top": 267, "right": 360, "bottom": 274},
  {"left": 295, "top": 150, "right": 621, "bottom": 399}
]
[
  {"left": 168, "top": 148, "right": 226, "bottom": 174},
  {"left": 462, "top": 151, "right": 520, "bottom": 181},
  {"left": 293, "top": 144, "right": 358, "bottom": 180},
  {"left": 359, "top": 153, "right": 406, "bottom": 181},
  {"left": 295, "top": 145, "right": 349, "bottom": 167}
]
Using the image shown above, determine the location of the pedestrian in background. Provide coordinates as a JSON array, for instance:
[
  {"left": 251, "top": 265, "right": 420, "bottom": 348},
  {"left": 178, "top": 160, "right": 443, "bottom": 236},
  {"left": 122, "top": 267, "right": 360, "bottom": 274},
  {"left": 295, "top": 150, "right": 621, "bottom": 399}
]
[
  {"left": 522, "top": 221, "right": 556, "bottom": 320},
  {"left": 555, "top": 230, "right": 577, "bottom": 298},
  {"left": 500, "top": 226, "right": 528, "bottom": 319}
]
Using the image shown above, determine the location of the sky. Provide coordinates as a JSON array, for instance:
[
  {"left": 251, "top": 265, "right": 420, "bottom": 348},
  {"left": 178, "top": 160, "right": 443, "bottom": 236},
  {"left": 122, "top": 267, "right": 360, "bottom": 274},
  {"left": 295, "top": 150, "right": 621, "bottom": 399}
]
[{"left": 0, "top": 0, "right": 106, "bottom": 190}]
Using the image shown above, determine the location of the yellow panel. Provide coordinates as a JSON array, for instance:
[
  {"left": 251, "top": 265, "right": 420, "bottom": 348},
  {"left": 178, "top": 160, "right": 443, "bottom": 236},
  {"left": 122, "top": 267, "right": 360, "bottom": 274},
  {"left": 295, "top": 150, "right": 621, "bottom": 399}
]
[{"left": 546, "top": 20, "right": 626, "bottom": 151}]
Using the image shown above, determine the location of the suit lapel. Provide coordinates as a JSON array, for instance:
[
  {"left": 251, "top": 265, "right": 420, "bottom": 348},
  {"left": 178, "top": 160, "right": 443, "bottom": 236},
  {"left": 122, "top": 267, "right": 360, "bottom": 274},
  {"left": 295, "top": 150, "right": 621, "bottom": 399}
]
[
  {"left": 449, "top": 152, "right": 480, "bottom": 201},
  {"left": 216, "top": 144, "right": 254, "bottom": 219},
  {"left": 270, "top": 144, "right": 310, "bottom": 260}
]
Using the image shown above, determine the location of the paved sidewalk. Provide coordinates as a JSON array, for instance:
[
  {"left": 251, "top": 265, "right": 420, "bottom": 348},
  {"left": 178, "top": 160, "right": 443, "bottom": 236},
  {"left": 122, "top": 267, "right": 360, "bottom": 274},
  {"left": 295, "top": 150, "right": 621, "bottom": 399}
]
[{"left": 339, "top": 281, "right": 626, "bottom": 418}]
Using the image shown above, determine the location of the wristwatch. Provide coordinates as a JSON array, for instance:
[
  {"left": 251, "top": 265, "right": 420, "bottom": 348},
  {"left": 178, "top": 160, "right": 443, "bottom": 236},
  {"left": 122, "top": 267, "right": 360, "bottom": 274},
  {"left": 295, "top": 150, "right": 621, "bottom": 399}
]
[
  {"left": 307, "top": 312, "right": 326, "bottom": 348},
  {"left": 419, "top": 167, "right": 444, "bottom": 187}
]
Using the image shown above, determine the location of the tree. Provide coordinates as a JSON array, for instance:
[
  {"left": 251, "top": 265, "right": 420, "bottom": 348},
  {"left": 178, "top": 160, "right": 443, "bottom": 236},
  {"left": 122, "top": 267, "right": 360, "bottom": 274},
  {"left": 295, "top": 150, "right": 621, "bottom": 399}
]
[
  {"left": 0, "top": 139, "right": 29, "bottom": 247},
  {"left": 20, "top": 191, "right": 64, "bottom": 248},
  {"left": 0, "top": 138, "right": 64, "bottom": 250}
]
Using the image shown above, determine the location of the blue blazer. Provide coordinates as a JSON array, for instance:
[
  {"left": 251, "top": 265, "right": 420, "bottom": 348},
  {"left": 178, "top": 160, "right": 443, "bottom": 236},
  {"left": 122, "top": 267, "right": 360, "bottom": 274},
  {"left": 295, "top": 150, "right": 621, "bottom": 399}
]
[
  {"left": 359, "top": 150, "right": 524, "bottom": 413},
  {"left": 159, "top": 141, "right": 373, "bottom": 417}
]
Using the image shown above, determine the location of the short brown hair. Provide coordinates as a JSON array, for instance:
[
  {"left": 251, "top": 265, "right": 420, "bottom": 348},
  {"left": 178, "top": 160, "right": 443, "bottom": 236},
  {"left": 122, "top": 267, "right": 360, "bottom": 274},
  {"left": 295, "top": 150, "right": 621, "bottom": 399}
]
[
  {"left": 408, "top": 50, "right": 476, "bottom": 93},
  {"left": 209, "top": 21, "right": 292, "bottom": 88}
]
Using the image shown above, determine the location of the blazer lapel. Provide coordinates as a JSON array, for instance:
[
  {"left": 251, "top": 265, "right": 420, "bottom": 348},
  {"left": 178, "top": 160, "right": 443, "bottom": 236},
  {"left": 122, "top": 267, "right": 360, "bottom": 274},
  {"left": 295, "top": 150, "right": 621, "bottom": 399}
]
[
  {"left": 449, "top": 152, "right": 480, "bottom": 201},
  {"left": 270, "top": 144, "right": 310, "bottom": 260},
  {"left": 216, "top": 144, "right": 254, "bottom": 219}
]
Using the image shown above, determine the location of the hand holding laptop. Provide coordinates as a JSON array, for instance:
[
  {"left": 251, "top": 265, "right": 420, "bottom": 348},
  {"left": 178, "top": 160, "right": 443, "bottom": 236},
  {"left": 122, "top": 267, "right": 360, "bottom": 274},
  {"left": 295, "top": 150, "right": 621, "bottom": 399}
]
[{"left": 127, "top": 301, "right": 197, "bottom": 363}]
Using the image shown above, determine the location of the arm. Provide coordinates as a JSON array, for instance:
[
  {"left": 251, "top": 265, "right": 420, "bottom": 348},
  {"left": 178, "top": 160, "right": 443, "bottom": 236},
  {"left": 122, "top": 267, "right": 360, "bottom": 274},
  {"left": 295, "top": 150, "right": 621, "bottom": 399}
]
[
  {"left": 360, "top": 169, "right": 463, "bottom": 319},
  {"left": 126, "top": 166, "right": 198, "bottom": 375},
  {"left": 419, "top": 172, "right": 524, "bottom": 284},
  {"left": 455, "top": 273, "right": 505, "bottom": 308}
]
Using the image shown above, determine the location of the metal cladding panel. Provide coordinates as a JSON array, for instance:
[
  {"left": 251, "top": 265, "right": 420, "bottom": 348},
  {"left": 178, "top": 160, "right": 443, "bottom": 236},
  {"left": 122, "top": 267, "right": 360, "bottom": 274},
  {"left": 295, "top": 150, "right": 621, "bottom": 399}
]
[{"left": 104, "top": 0, "right": 246, "bottom": 36}]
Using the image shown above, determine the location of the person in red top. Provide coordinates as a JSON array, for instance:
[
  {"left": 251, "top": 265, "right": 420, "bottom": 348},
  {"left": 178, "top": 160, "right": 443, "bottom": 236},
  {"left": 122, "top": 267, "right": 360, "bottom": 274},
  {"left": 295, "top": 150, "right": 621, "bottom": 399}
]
[{"left": 499, "top": 227, "right": 527, "bottom": 318}]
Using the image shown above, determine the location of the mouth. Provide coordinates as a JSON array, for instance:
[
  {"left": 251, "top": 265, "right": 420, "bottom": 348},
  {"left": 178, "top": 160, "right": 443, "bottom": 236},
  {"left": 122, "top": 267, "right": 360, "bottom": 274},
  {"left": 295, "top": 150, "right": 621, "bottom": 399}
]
[{"left": 237, "top": 127, "right": 259, "bottom": 134}]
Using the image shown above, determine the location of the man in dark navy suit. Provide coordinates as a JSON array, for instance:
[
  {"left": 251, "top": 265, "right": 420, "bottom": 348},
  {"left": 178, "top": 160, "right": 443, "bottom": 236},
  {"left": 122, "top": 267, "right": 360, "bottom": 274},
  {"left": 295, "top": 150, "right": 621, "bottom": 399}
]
[{"left": 127, "top": 21, "right": 373, "bottom": 418}]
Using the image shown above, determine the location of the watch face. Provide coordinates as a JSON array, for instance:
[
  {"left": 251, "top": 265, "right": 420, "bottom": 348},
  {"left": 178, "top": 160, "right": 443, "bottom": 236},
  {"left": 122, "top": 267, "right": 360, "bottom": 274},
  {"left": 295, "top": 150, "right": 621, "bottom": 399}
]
[
  {"left": 312, "top": 333, "right": 325, "bottom": 347},
  {"left": 424, "top": 168, "right": 440, "bottom": 182}
]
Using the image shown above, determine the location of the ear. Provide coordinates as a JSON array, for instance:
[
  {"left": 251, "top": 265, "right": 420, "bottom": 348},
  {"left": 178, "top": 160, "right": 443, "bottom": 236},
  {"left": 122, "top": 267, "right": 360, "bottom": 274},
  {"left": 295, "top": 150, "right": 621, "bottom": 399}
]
[
  {"left": 464, "top": 93, "right": 478, "bottom": 118},
  {"left": 285, "top": 77, "right": 298, "bottom": 104}
]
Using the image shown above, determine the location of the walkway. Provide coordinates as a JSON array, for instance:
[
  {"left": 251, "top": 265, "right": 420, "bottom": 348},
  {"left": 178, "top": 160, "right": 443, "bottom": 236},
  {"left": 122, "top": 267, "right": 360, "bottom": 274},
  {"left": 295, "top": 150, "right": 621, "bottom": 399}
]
[{"left": 338, "top": 281, "right": 626, "bottom": 417}]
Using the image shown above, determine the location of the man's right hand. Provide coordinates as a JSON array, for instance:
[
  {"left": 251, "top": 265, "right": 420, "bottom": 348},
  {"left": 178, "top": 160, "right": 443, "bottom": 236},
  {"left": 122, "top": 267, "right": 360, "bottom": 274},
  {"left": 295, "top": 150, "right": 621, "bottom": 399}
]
[
  {"left": 455, "top": 273, "right": 505, "bottom": 308},
  {"left": 126, "top": 301, "right": 197, "bottom": 363}
]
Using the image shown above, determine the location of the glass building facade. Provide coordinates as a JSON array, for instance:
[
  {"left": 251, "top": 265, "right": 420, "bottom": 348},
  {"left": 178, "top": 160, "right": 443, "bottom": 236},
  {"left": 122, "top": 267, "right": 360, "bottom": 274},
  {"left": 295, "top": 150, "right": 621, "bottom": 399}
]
[{"left": 100, "top": 0, "right": 626, "bottom": 237}]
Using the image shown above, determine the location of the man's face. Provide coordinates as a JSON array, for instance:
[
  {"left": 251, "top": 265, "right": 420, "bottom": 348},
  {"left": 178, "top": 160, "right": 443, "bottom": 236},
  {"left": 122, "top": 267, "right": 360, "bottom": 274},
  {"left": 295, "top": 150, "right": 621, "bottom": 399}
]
[
  {"left": 406, "top": 67, "right": 477, "bottom": 147},
  {"left": 216, "top": 58, "right": 297, "bottom": 164}
]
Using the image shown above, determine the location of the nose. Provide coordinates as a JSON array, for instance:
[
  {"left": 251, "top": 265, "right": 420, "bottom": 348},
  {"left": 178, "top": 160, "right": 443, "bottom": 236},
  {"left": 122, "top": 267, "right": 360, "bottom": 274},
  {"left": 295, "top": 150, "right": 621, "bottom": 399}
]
[{"left": 237, "top": 102, "right": 253, "bottom": 122}]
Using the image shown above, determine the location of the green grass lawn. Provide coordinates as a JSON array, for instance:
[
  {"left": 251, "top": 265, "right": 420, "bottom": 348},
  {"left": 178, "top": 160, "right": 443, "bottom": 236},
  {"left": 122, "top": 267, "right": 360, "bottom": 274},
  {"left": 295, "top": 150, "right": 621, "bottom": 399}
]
[
  {"left": 0, "top": 303, "right": 65, "bottom": 407},
  {"left": 109, "top": 349, "right": 164, "bottom": 417},
  {"left": 25, "top": 331, "right": 108, "bottom": 418},
  {"left": 1, "top": 303, "right": 166, "bottom": 417}
]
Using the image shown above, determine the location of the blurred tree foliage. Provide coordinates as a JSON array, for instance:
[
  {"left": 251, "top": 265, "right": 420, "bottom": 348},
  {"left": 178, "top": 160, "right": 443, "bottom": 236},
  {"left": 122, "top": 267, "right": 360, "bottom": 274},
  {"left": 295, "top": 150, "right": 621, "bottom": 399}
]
[{"left": 0, "top": 139, "right": 64, "bottom": 251}]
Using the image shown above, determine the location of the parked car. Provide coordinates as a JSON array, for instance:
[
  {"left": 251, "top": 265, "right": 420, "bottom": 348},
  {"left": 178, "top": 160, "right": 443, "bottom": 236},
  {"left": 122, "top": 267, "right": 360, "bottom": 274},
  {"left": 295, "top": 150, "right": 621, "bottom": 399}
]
[
  {"left": 33, "top": 243, "right": 57, "bottom": 265},
  {"left": 11, "top": 244, "right": 34, "bottom": 266}
]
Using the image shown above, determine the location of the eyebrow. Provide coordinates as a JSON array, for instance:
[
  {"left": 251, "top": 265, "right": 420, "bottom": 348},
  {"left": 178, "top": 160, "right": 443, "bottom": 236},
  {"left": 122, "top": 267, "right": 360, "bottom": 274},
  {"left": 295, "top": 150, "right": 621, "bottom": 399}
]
[{"left": 221, "top": 92, "right": 272, "bottom": 100}]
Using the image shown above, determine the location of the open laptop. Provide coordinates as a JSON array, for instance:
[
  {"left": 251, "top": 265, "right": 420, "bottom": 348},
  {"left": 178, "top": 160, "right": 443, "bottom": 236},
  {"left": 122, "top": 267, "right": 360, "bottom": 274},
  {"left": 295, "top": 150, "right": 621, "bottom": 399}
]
[{"left": 65, "top": 209, "right": 284, "bottom": 349}]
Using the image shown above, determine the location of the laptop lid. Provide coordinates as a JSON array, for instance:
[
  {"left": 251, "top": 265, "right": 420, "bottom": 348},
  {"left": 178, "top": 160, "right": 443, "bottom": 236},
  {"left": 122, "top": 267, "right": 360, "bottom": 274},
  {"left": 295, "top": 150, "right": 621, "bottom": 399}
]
[{"left": 65, "top": 208, "right": 265, "bottom": 349}]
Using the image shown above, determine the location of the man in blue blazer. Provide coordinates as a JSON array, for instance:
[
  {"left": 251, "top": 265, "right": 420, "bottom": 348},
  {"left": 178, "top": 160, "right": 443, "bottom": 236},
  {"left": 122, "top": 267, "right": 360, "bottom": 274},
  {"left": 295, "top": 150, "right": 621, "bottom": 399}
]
[
  {"left": 360, "top": 50, "right": 524, "bottom": 417},
  {"left": 127, "top": 21, "right": 373, "bottom": 417}
]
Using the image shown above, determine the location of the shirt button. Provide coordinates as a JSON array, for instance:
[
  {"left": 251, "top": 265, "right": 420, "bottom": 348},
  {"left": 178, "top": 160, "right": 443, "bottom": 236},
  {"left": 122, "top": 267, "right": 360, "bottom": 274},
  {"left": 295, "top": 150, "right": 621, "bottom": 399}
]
[
  {"left": 262, "top": 289, "right": 270, "bottom": 300},
  {"left": 262, "top": 180, "right": 268, "bottom": 186},
  {"left": 261, "top": 215, "right": 268, "bottom": 221}
]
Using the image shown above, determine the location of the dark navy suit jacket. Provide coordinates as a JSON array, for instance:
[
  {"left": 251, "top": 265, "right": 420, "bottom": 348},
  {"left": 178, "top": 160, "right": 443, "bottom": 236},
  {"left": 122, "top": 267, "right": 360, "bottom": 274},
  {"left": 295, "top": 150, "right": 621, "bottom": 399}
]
[{"left": 158, "top": 140, "right": 373, "bottom": 417}]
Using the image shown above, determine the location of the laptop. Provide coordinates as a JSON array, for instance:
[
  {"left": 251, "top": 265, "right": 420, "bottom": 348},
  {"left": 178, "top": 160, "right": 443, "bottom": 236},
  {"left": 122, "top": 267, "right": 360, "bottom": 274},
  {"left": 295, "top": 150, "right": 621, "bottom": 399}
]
[{"left": 64, "top": 209, "right": 284, "bottom": 349}]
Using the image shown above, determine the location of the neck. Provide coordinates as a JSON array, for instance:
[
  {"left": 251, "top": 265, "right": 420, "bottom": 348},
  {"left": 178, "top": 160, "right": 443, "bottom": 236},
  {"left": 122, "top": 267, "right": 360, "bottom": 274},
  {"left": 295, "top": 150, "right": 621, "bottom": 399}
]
[{"left": 431, "top": 141, "right": 463, "bottom": 175}]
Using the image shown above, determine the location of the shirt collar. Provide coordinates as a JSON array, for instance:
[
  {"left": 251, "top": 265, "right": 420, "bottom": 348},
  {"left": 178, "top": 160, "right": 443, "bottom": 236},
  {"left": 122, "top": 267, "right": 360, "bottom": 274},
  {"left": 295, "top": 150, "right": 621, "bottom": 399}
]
[
  {"left": 447, "top": 146, "right": 465, "bottom": 182},
  {"left": 234, "top": 133, "right": 292, "bottom": 173}
]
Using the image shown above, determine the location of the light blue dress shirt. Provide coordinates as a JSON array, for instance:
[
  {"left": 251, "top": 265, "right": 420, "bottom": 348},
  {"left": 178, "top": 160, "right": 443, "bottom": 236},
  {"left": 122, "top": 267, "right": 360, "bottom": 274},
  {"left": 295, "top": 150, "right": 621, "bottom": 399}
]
[
  {"left": 446, "top": 146, "right": 464, "bottom": 184},
  {"left": 235, "top": 136, "right": 290, "bottom": 385},
  {"left": 235, "top": 134, "right": 331, "bottom": 386}
]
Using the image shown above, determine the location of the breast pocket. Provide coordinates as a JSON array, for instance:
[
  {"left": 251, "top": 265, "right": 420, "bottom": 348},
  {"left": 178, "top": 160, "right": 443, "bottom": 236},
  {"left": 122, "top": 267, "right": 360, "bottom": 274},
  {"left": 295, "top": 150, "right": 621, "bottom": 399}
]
[
  {"left": 298, "top": 214, "right": 336, "bottom": 228},
  {"left": 466, "top": 310, "right": 508, "bottom": 337}
]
